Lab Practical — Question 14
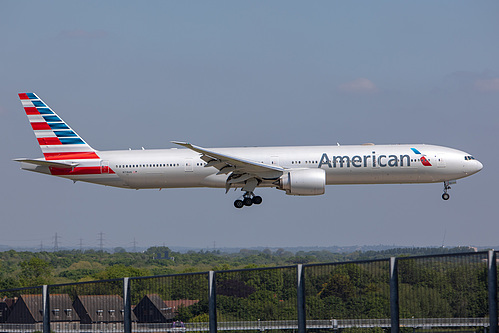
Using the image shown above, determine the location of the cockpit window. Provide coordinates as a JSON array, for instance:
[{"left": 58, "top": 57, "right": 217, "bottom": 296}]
[{"left": 464, "top": 156, "right": 475, "bottom": 161}]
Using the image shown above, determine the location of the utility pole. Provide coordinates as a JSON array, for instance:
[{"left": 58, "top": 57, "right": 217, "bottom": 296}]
[
  {"left": 132, "top": 238, "right": 137, "bottom": 252},
  {"left": 98, "top": 232, "right": 104, "bottom": 252},
  {"left": 53, "top": 232, "right": 60, "bottom": 252}
]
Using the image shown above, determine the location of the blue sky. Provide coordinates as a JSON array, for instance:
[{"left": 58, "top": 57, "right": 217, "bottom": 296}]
[{"left": 1, "top": 1, "right": 498, "bottom": 250}]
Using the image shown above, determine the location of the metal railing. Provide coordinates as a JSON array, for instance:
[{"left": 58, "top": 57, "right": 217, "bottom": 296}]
[{"left": 0, "top": 250, "right": 497, "bottom": 333}]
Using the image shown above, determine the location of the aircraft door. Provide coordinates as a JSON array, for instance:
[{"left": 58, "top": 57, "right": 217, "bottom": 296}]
[
  {"left": 184, "top": 158, "right": 193, "bottom": 172},
  {"left": 437, "top": 154, "right": 446, "bottom": 168},
  {"left": 101, "top": 160, "right": 110, "bottom": 174}
]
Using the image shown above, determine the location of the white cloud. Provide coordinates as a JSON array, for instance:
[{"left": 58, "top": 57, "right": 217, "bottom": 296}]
[
  {"left": 444, "top": 71, "right": 499, "bottom": 93},
  {"left": 474, "top": 78, "right": 499, "bottom": 92},
  {"left": 338, "top": 78, "right": 378, "bottom": 93}
]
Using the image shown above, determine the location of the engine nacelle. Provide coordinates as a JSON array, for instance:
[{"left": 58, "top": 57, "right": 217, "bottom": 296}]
[{"left": 278, "top": 168, "right": 326, "bottom": 196}]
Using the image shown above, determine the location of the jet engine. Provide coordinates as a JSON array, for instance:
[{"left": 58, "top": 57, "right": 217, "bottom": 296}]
[{"left": 277, "top": 169, "right": 326, "bottom": 196}]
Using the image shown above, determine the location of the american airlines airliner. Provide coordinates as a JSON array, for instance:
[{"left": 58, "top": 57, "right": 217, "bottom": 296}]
[{"left": 15, "top": 93, "right": 483, "bottom": 208}]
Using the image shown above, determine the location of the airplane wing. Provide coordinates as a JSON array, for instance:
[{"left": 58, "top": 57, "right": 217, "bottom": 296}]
[
  {"left": 13, "top": 158, "right": 79, "bottom": 169},
  {"left": 171, "top": 141, "right": 284, "bottom": 192}
]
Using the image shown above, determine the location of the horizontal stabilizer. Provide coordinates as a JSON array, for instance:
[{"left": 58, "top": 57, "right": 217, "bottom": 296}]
[{"left": 13, "top": 158, "right": 79, "bottom": 169}]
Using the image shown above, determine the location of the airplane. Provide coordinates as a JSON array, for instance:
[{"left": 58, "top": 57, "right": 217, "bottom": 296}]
[{"left": 15, "top": 93, "right": 483, "bottom": 208}]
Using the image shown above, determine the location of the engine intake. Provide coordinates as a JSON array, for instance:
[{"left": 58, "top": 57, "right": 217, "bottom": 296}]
[{"left": 278, "top": 168, "right": 325, "bottom": 196}]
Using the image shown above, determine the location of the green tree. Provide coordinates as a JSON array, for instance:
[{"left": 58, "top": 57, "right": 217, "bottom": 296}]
[
  {"left": 93, "top": 264, "right": 150, "bottom": 279},
  {"left": 114, "top": 247, "right": 127, "bottom": 253},
  {"left": 19, "top": 257, "right": 53, "bottom": 287}
]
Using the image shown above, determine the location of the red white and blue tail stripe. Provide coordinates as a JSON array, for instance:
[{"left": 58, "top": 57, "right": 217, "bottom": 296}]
[{"left": 18, "top": 93, "right": 100, "bottom": 161}]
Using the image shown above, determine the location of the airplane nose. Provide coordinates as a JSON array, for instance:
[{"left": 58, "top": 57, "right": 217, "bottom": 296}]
[
  {"left": 467, "top": 160, "right": 483, "bottom": 175},
  {"left": 475, "top": 160, "right": 483, "bottom": 172}
]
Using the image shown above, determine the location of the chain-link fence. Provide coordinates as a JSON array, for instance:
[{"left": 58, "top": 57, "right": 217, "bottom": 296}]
[
  {"left": 130, "top": 272, "right": 209, "bottom": 332},
  {"left": 49, "top": 279, "right": 124, "bottom": 333},
  {"left": 216, "top": 266, "right": 297, "bottom": 331},
  {"left": 0, "top": 286, "right": 43, "bottom": 333},
  {"left": 304, "top": 259, "right": 390, "bottom": 331},
  {"left": 0, "top": 251, "right": 497, "bottom": 333},
  {"left": 398, "top": 252, "right": 489, "bottom": 327}
]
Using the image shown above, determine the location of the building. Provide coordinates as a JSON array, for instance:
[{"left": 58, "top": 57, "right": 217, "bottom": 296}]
[
  {"left": 0, "top": 297, "right": 15, "bottom": 323},
  {"left": 133, "top": 294, "right": 198, "bottom": 323},
  {"left": 72, "top": 294, "right": 138, "bottom": 331},
  {"left": 6, "top": 294, "right": 79, "bottom": 330}
]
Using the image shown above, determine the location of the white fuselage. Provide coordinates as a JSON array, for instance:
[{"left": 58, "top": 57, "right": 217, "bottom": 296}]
[{"left": 21, "top": 144, "right": 483, "bottom": 191}]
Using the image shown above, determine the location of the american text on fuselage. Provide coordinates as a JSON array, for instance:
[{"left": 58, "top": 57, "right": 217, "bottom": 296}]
[{"left": 318, "top": 152, "right": 411, "bottom": 168}]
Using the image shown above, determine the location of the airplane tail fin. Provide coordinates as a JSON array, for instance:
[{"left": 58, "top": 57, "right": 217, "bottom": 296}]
[{"left": 18, "top": 93, "right": 99, "bottom": 160}]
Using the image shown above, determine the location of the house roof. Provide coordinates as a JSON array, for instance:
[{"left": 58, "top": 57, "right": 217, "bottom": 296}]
[
  {"left": 144, "top": 294, "right": 199, "bottom": 311},
  {"left": 7, "top": 294, "right": 79, "bottom": 323},
  {"left": 163, "top": 299, "right": 199, "bottom": 309},
  {"left": 73, "top": 295, "right": 135, "bottom": 323},
  {"left": 143, "top": 294, "right": 168, "bottom": 311},
  {"left": 0, "top": 302, "right": 12, "bottom": 323},
  {"left": 1, "top": 298, "right": 16, "bottom": 308},
  {"left": 133, "top": 294, "right": 199, "bottom": 323},
  {"left": 133, "top": 294, "right": 174, "bottom": 322}
]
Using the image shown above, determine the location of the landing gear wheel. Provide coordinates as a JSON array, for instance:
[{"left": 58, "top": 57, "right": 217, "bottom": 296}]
[
  {"left": 234, "top": 191, "right": 263, "bottom": 208},
  {"left": 442, "top": 181, "right": 453, "bottom": 201},
  {"left": 243, "top": 197, "right": 253, "bottom": 206},
  {"left": 252, "top": 196, "right": 262, "bottom": 205}
]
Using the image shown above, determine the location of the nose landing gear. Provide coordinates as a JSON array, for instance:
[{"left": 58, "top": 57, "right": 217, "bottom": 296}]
[
  {"left": 234, "top": 191, "right": 263, "bottom": 209},
  {"left": 442, "top": 181, "right": 455, "bottom": 200}
]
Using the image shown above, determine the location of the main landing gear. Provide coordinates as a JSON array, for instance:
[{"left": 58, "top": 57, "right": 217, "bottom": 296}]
[
  {"left": 442, "top": 181, "right": 452, "bottom": 200},
  {"left": 234, "top": 192, "right": 263, "bottom": 209}
]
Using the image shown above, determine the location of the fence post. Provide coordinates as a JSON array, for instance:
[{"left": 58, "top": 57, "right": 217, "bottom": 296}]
[
  {"left": 390, "top": 257, "right": 399, "bottom": 333},
  {"left": 209, "top": 271, "right": 217, "bottom": 333},
  {"left": 42, "top": 285, "right": 50, "bottom": 333},
  {"left": 123, "top": 277, "right": 132, "bottom": 333},
  {"left": 489, "top": 251, "right": 498, "bottom": 333},
  {"left": 297, "top": 264, "right": 306, "bottom": 333}
]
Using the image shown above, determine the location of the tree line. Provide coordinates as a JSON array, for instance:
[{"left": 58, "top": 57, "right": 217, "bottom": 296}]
[{"left": 0, "top": 246, "right": 477, "bottom": 290}]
